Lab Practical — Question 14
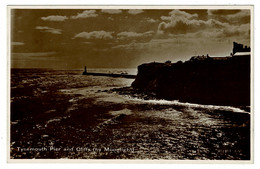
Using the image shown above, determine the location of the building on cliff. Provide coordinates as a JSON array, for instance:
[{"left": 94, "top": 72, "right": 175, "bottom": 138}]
[
  {"left": 232, "top": 42, "right": 250, "bottom": 55},
  {"left": 231, "top": 42, "right": 250, "bottom": 61},
  {"left": 192, "top": 42, "right": 250, "bottom": 61},
  {"left": 190, "top": 54, "right": 210, "bottom": 61}
]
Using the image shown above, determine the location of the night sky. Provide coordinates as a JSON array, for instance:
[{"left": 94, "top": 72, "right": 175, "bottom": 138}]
[{"left": 10, "top": 8, "right": 251, "bottom": 69}]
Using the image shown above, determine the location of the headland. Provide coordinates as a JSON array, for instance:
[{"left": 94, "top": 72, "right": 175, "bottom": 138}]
[{"left": 129, "top": 42, "right": 251, "bottom": 106}]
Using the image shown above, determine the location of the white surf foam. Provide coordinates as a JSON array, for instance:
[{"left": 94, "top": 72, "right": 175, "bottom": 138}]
[{"left": 126, "top": 97, "right": 249, "bottom": 114}]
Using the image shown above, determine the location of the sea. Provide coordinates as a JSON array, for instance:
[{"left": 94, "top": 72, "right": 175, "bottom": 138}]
[{"left": 10, "top": 68, "right": 251, "bottom": 160}]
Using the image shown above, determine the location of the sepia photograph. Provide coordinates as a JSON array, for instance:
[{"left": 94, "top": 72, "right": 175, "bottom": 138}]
[{"left": 8, "top": 6, "right": 253, "bottom": 162}]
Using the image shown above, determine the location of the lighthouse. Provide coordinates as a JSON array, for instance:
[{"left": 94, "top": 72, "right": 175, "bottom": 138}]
[{"left": 82, "top": 66, "right": 87, "bottom": 75}]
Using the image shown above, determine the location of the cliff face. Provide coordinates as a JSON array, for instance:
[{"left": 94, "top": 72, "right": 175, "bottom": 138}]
[{"left": 131, "top": 57, "right": 250, "bottom": 106}]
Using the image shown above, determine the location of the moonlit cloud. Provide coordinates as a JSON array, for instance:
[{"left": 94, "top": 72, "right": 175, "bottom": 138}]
[
  {"left": 82, "top": 42, "right": 94, "bottom": 45},
  {"left": 12, "top": 42, "right": 24, "bottom": 46},
  {"left": 41, "top": 15, "right": 68, "bottom": 21},
  {"left": 146, "top": 18, "right": 158, "bottom": 23},
  {"left": 157, "top": 9, "right": 250, "bottom": 45},
  {"left": 45, "top": 29, "right": 62, "bottom": 34},
  {"left": 71, "top": 10, "right": 98, "bottom": 19},
  {"left": 35, "top": 26, "right": 62, "bottom": 34},
  {"left": 158, "top": 9, "right": 228, "bottom": 34},
  {"left": 117, "top": 31, "right": 154, "bottom": 40},
  {"left": 161, "top": 10, "right": 198, "bottom": 21},
  {"left": 128, "top": 9, "right": 144, "bottom": 15},
  {"left": 35, "top": 26, "right": 50, "bottom": 30},
  {"left": 101, "top": 9, "right": 122, "bottom": 14},
  {"left": 74, "top": 31, "right": 114, "bottom": 40},
  {"left": 108, "top": 17, "right": 114, "bottom": 20}
]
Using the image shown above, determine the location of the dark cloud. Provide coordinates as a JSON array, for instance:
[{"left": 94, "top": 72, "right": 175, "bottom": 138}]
[
  {"left": 208, "top": 9, "right": 242, "bottom": 16},
  {"left": 225, "top": 10, "right": 250, "bottom": 24},
  {"left": 208, "top": 10, "right": 250, "bottom": 25}
]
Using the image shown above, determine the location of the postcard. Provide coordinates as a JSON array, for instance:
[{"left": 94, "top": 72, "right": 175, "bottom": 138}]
[{"left": 8, "top": 6, "right": 253, "bottom": 163}]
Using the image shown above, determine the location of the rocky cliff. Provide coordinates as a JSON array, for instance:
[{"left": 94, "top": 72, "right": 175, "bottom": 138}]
[{"left": 131, "top": 56, "right": 250, "bottom": 106}]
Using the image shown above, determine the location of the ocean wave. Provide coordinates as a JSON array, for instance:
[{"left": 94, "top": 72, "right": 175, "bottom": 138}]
[{"left": 126, "top": 97, "right": 249, "bottom": 114}]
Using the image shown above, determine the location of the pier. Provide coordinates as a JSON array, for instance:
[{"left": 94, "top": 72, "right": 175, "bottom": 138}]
[{"left": 82, "top": 66, "right": 136, "bottom": 79}]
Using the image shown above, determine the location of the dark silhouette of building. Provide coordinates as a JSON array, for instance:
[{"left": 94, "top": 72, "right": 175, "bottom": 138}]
[
  {"left": 165, "top": 60, "right": 172, "bottom": 64},
  {"left": 190, "top": 54, "right": 210, "bottom": 61},
  {"left": 232, "top": 42, "right": 250, "bottom": 62},
  {"left": 233, "top": 42, "right": 251, "bottom": 55},
  {"left": 196, "top": 42, "right": 251, "bottom": 61}
]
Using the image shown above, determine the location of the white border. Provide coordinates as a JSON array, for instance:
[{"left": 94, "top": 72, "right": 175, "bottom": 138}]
[
  {"left": 6, "top": 5, "right": 254, "bottom": 164},
  {"left": 7, "top": 5, "right": 253, "bottom": 9},
  {"left": 1, "top": 0, "right": 260, "bottom": 168}
]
